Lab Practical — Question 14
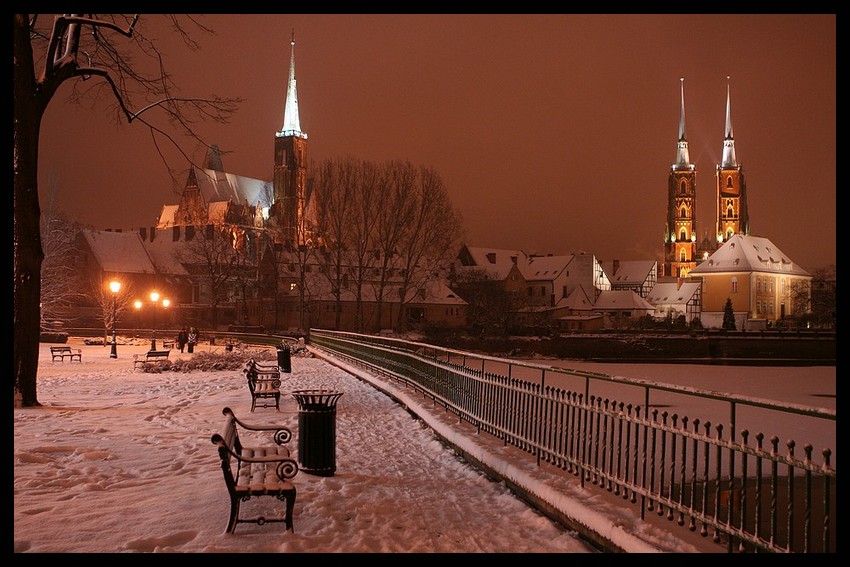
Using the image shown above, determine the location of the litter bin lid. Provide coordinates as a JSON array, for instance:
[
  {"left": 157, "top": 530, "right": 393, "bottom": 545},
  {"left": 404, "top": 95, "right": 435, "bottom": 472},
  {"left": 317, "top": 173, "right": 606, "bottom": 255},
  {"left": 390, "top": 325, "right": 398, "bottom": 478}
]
[{"left": 291, "top": 389, "right": 343, "bottom": 408}]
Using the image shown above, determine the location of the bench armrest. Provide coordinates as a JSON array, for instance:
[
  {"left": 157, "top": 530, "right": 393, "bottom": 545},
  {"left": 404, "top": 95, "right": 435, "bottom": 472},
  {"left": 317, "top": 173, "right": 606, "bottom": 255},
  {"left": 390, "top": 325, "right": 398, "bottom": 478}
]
[
  {"left": 211, "top": 435, "right": 299, "bottom": 480},
  {"left": 221, "top": 407, "right": 293, "bottom": 445}
]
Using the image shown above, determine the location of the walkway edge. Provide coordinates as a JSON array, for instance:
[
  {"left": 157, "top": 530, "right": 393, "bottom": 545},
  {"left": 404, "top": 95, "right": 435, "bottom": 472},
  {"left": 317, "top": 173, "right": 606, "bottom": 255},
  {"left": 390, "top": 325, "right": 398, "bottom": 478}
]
[{"left": 309, "top": 346, "right": 704, "bottom": 553}]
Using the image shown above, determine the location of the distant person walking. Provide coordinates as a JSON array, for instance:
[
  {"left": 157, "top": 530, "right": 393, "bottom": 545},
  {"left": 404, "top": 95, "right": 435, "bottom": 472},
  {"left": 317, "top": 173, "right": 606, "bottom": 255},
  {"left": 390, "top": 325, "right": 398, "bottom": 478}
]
[
  {"left": 177, "top": 327, "right": 188, "bottom": 353},
  {"left": 187, "top": 327, "right": 198, "bottom": 353}
]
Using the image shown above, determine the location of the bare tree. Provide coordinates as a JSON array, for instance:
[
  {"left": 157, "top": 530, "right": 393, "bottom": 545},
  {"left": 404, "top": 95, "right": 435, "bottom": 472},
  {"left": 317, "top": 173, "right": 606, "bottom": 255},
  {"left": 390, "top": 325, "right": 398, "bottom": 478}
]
[
  {"left": 176, "top": 224, "right": 252, "bottom": 331},
  {"left": 90, "top": 275, "right": 137, "bottom": 344},
  {"left": 369, "top": 160, "right": 417, "bottom": 332},
  {"left": 40, "top": 208, "right": 86, "bottom": 330},
  {"left": 392, "top": 165, "right": 464, "bottom": 333},
  {"left": 451, "top": 267, "right": 516, "bottom": 336},
  {"left": 14, "top": 14, "right": 239, "bottom": 406},
  {"left": 346, "top": 160, "right": 381, "bottom": 332},
  {"left": 314, "top": 157, "right": 357, "bottom": 329}
]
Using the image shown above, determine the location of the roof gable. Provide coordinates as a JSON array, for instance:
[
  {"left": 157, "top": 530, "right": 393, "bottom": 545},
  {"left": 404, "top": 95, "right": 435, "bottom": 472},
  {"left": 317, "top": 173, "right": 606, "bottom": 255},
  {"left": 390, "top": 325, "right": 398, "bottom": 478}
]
[{"left": 691, "top": 234, "right": 810, "bottom": 277}]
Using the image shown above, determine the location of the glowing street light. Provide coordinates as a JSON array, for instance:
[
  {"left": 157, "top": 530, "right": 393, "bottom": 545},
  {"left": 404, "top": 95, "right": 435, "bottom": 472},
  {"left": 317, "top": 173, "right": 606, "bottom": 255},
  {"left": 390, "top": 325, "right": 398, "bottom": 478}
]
[
  {"left": 134, "top": 300, "right": 143, "bottom": 338},
  {"left": 109, "top": 280, "right": 121, "bottom": 358},
  {"left": 150, "top": 291, "right": 160, "bottom": 350},
  {"left": 149, "top": 291, "right": 170, "bottom": 351}
]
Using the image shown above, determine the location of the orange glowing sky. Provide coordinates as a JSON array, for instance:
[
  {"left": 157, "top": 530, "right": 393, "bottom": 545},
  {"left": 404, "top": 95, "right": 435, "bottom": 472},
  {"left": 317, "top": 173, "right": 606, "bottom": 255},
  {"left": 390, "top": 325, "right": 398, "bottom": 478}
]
[{"left": 37, "top": 14, "right": 836, "bottom": 270}]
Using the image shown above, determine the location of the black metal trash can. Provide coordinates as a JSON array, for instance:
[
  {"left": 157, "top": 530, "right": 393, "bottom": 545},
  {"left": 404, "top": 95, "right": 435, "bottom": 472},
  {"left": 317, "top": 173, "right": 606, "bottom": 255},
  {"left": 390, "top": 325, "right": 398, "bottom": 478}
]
[
  {"left": 291, "top": 390, "right": 343, "bottom": 476},
  {"left": 276, "top": 345, "right": 292, "bottom": 373}
]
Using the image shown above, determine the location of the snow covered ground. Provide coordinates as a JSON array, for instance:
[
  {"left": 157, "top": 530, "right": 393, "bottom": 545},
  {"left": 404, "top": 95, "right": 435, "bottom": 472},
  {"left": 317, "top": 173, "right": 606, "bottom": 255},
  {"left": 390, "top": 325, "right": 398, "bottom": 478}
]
[{"left": 14, "top": 338, "right": 834, "bottom": 553}]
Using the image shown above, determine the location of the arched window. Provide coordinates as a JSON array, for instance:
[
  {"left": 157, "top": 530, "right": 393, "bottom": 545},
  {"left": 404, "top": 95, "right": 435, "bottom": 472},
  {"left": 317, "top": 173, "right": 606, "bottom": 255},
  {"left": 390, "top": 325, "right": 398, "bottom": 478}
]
[
  {"left": 680, "top": 180, "right": 687, "bottom": 194},
  {"left": 679, "top": 249, "right": 687, "bottom": 262},
  {"left": 680, "top": 207, "right": 687, "bottom": 218},
  {"left": 727, "top": 176, "right": 734, "bottom": 188},
  {"left": 679, "top": 229, "right": 687, "bottom": 241}
]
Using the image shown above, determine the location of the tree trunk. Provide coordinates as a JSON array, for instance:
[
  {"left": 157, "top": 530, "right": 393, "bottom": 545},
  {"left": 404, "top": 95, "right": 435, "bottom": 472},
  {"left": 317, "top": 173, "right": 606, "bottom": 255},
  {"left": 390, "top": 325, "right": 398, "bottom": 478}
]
[{"left": 14, "top": 15, "right": 45, "bottom": 407}]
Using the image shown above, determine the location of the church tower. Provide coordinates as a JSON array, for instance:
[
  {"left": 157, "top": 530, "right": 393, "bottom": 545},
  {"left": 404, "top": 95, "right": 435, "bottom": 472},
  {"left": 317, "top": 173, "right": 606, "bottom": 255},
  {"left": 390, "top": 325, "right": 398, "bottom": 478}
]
[
  {"left": 663, "top": 78, "right": 698, "bottom": 278},
  {"left": 175, "top": 167, "right": 208, "bottom": 227},
  {"left": 270, "top": 31, "right": 308, "bottom": 243},
  {"left": 715, "top": 77, "right": 749, "bottom": 244}
]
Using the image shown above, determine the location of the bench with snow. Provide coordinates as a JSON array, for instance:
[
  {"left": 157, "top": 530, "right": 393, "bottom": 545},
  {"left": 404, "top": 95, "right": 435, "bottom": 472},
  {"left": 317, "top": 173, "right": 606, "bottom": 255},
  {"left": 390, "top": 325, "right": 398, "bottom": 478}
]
[
  {"left": 50, "top": 345, "right": 82, "bottom": 363},
  {"left": 243, "top": 359, "right": 285, "bottom": 412},
  {"left": 210, "top": 406, "right": 299, "bottom": 534},
  {"left": 133, "top": 349, "right": 171, "bottom": 369}
]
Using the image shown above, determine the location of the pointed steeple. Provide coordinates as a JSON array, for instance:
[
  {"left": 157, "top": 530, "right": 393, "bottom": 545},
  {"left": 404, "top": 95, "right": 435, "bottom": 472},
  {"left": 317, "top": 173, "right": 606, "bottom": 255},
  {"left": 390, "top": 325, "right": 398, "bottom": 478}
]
[
  {"left": 277, "top": 30, "right": 307, "bottom": 140},
  {"left": 185, "top": 166, "right": 199, "bottom": 189},
  {"left": 204, "top": 144, "right": 224, "bottom": 172},
  {"left": 673, "top": 77, "right": 691, "bottom": 170},
  {"left": 721, "top": 76, "right": 737, "bottom": 168}
]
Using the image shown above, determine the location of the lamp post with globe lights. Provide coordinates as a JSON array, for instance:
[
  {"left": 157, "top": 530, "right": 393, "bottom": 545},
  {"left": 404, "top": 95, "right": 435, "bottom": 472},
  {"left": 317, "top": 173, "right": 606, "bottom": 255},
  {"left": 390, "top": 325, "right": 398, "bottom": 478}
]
[
  {"left": 109, "top": 280, "right": 121, "bottom": 358},
  {"left": 148, "top": 291, "right": 171, "bottom": 351},
  {"left": 134, "top": 300, "right": 143, "bottom": 338}
]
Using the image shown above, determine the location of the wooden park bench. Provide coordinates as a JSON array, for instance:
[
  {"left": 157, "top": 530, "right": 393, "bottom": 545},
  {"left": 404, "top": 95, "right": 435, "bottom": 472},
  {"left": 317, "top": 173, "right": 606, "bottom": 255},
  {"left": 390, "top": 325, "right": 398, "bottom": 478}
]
[
  {"left": 50, "top": 345, "right": 82, "bottom": 363},
  {"left": 162, "top": 339, "right": 175, "bottom": 349},
  {"left": 243, "top": 359, "right": 284, "bottom": 412},
  {"left": 133, "top": 349, "right": 171, "bottom": 369},
  {"left": 210, "top": 406, "right": 299, "bottom": 534}
]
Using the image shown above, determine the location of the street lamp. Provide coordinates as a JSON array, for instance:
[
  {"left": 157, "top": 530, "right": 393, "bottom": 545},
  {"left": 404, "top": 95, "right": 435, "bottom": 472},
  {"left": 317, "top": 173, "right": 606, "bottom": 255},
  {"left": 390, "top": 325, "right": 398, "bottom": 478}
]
[
  {"left": 134, "top": 300, "right": 142, "bottom": 338},
  {"left": 150, "top": 291, "right": 160, "bottom": 350},
  {"left": 148, "top": 292, "right": 171, "bottom": 351},
  {"left": 109, "top": 280, "right": 121, "bottom": 358}
]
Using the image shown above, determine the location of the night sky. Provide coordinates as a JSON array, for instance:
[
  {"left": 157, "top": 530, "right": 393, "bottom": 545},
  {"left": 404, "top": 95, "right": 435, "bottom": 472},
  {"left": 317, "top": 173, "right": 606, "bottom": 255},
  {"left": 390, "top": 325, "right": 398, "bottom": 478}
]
[{"left": 36, "top": 14, "right": 836, "bottom": 270}]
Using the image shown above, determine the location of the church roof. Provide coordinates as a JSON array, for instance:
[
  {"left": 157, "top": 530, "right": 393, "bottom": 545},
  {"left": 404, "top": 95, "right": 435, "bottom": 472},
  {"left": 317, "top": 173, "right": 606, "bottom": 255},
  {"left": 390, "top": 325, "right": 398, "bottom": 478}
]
[
  {"left": 690, "top": 234, "right": 810, "bottom": 277},
  {"left": 81, "top": 229, "right": 157, "bottom": 274},
  {"left": 194, "top": 167, "right": 273, "bottom": 210}
]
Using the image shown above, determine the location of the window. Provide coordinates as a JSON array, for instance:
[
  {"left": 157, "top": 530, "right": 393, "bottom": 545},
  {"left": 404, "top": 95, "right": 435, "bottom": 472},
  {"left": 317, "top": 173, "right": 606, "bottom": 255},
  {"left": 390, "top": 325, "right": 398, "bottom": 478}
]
[
  {"left": 680, "top": 180, "right": 687, "bottom": 193},
  {"left": 680, "top": 229, "right": 687, "bottom": 241},
  {"left": 680, "top": 249, "right": 687, "bottom": 262},
  {"left": 680, "top": 207, "right": 687, "bottom": 219},
  {"left": 727, "top": 176, "right": 733, "bottom": 188},
  {"left": 731, "top": 277, "right": 738, "bottom": 293}
]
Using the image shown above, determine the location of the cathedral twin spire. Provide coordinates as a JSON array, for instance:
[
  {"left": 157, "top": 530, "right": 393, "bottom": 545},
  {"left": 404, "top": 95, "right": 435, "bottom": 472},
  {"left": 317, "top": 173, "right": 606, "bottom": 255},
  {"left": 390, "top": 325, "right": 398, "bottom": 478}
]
[
  {"left": 278, "top": 30, "right": 306, "bottom": 140},
  {"left": 673, "top": 77, "right": 692, "bottom": 170},
  {"left": 720, "top": 76, "right": 738, "bottom": 169}
]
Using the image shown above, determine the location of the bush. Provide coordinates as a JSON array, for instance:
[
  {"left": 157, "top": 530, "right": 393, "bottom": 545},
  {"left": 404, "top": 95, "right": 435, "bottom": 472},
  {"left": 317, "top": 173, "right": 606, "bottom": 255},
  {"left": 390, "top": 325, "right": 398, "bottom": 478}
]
[
  {"left": 136, "top": 348, "right": 277, "bottom": 373},
  {"left": 40, "top": 332, "right": 68, "bottom": 343}
]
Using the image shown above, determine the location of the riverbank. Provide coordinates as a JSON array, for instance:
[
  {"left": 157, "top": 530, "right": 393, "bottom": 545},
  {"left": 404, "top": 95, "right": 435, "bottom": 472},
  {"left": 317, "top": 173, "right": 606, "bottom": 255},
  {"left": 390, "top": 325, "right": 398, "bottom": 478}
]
[{"left": 421, "top": 331, "right": 836, "bottom": 365}]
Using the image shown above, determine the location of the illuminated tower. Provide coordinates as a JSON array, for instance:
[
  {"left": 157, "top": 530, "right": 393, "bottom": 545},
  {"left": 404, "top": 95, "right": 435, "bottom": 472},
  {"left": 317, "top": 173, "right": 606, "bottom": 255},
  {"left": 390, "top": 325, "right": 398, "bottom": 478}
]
[
  {"left": 270, "top": 31, "right": 308, "bottom": 243},
  {"left": 715, "top": 77, "right": 749, "bottom": 244},
  {"left": 664, "top": 78, "right": 698, "bottom": 278},
  {"left": 175, "top": 167, "right": 208, "bottom": 227}
]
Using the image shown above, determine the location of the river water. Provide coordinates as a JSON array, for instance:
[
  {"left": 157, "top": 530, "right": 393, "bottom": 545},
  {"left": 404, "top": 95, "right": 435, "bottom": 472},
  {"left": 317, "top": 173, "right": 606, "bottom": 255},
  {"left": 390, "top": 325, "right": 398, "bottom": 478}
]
[{"left": 509, "top": 357, "right": 837, "bottom": 467}]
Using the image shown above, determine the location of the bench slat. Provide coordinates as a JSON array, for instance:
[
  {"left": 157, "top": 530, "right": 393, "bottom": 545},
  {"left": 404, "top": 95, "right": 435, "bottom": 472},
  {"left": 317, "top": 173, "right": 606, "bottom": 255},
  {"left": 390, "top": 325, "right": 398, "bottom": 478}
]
[{"left": 211, "top": 407, "right": 297, "bottom": 534}]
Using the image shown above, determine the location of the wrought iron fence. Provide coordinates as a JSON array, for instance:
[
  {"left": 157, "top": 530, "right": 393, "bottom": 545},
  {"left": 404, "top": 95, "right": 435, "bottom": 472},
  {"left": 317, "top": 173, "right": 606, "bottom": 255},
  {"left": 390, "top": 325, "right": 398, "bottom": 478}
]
[{"left": 310, "top": 329, "right": 836, "bottom": 553}]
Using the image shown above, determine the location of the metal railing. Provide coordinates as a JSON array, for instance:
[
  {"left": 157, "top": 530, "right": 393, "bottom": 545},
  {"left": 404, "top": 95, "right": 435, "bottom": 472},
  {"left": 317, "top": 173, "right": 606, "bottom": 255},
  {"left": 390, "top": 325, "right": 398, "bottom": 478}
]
[{"left": 310, "top": 329, "right": 836, "bottom": 553}]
